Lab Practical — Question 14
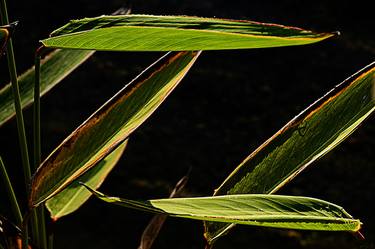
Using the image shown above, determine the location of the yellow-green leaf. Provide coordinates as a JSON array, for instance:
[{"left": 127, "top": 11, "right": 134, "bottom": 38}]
[
  {"left": 204, "top": 62, "right": 375, "bottom": 243},
  {"left": 85, "top": 185, "right": 361, "bottom": 232},
  {"left": 29, "top": 51, "right": 201, "bottom": 207},
  {"left": 41, "top": 15, "right": 334, "bottom": 51},
  {"left": 46, "top": 141, "right": 127, "bottom": 220}
]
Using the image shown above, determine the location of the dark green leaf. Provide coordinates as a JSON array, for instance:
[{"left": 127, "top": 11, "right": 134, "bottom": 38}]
[{"left": 0, "top": 49, "right": 94, "bottom": 127}]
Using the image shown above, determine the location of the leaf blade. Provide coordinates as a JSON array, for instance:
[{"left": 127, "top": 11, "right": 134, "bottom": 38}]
[
  {"left": 41, "top": 15, "right": 334, "bottom": 51},
  {"left": 204, "top": 62, "right": 375, "bottom": 242},
  {"left": 45, "top": 140, "right": 127, "bottom": 220},
  {"left": 85, "top": 186, "right": 361, "bottom": 232},
  {"left": 29, "top": 51, "right": 201, "bottom": 207},
  {"left": 0, "top": 49, "right": 94, "bottom": 127}
]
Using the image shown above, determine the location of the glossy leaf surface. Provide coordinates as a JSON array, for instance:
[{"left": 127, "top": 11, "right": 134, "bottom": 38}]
[
  {"left": 205, "top": 62, "right": 375, "bottom": 242},
  {"left": 46, "top": 141, "right": 127, "bottom": 220},
  {"left": 0, "top": 49, "right": 94, "bottom": 127},
  {"left": 85, "top": 186, "right": 361, "bottom": 232},
  {"left": 30, "top": 51, "right": 201, "bottom": 207},
  {"left": 41, "top": 15, "right": 334, "bottom": 51}
]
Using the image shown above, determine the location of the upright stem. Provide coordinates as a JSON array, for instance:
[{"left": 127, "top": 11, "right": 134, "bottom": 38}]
[
  {"left": 33, "top": 52, "right": 41, "bottom": 172},
  {"left": 21, "top": 211, "right": 31, "bottom": 249},
  {"left": 34, "top": 48, "right": 48, "bottom": 249},
  {"left": 0, "top": 1, "right": 37, "bottom": 248},
  {"left": 0, "top": 0, "right": 32, "bottom": 190},
  {"left": 0, "top": 156, "right": 22, "bottom": 225}
]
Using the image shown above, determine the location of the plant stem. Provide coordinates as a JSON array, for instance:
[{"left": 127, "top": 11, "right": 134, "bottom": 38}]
[
  {"left": 0, "top": 156, "right": 22, "bottom": 225},
  {"left": 48, "top": 233, "right": 54, "bottom": 249},
  {"left": 0, "top": 0, "right": 32, "bottom": 189},
  {"left": 21, "top": 211, "right": 31, "bottom": 249},
  {"left": 34, "top": 48, "right": 48, "bottom": 249},
  {"left": 0, "top": 0, "right": 40, "bottom": 246},
  {"left": 33, "top": 50, "right": 41, "bottom": 173}
]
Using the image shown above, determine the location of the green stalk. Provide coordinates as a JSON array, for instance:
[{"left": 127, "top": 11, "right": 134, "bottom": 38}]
[
  {"left": 21, "top": 212, "right": 31, "bottom": 249},
  {"left": 0, "top": 0, "right": 37, "bottom": 247},
  {"left": 0, "top": 156, "right": 22, "bottom": 224},
  {"left": 34, "top": 48, "right": 48, "bottom": 249},
  {"left": 0, "top": 0, "right": 32, "bottom": 190}
]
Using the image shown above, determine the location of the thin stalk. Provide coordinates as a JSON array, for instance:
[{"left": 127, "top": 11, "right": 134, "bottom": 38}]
[
  {"left": 0, "top": 0, "right": 32, "bottom": 189},
  {"left": 0, "top": 156, "right": 22, "bottom": 225},
  {"left": 33, "top": 51, "right": 41, "bottom": 173},
  {"left": 21, "top": 212, "right": 31, "bottom": 249},
  {"left": 0, "top": 0, "right": 40, "bottom": 246},
  {"left": 34, "top": 48, "right": 48, "bottom": 249},
  {"left": 48, "top": 233, "right": 54, "bottom": 249}
]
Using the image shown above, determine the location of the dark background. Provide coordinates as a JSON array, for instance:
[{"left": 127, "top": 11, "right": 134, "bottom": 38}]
[{"left": 1, "top": 1, "right": 374, "bottom": 248}]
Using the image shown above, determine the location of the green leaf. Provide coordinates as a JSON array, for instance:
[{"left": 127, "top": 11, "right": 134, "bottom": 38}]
[
  {"left": 41, "top": 15, "right": 334, "bottom": 51},
  {"left": 29, "top": 51, "right": 201, "bottom": 207},
  {"left": 0, "top": 49, "right": 94, "bottom": 127},
  {"left": 204, "top": 62, "right": 375, "bottom": 242},
  {"left": 84, "top": 185, "right": 361, "bottom": 232},
  {"left": 45, "top": 140, "right": 127, "bottom": 220}
]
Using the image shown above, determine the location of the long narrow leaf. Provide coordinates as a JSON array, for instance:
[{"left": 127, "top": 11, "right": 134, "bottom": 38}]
[
  {"left": 204, "top": 62, "right": 375, "bottom": 242},
  {"left": 41, "top": 15, "right": 334, "bottom": 51},
  {"left": 29, "top": 51, "right": 201, "bottom": 207},
  {"left": 45, "top": 140, "right": 127, "bottom": 220},
  {"left": 0, "top": 49, "right": 94, "bottom": 127},
  {"left": 84, "top": 186, "right": 361, "bottom": 232}
]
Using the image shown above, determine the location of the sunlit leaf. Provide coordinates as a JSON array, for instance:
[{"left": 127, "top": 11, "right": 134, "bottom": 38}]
[
  {"left": 0, "top": 49, "right": 94, "bottom": 127},
  {"left": 29, "top": 51, "right": 201, "bottom": 207},
  {"left": 41, "top": 15, "right": 334, "bottom": 51},
  {"left": 45, "top": 141, "right": 127, "bottom": 220},
  {"left": 84, "top": 185, "right": 361, "bottom": 232},
  {"left": 204, "top": 62, "right": 375, "bottom": 243}
]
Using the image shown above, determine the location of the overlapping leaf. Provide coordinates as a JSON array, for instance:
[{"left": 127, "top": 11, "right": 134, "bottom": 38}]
[
  {"left": 0, "top": 49, "right": 94, "bottom": 127},
  {"left": 29, "top": 51, "right": 201, "bottom": 207},
  {"left": 41, "top": 15, "right": 334, "bottom": 51},
  {"left": 46, "top": 141, "right": 127, "bottom": 220},
  {"left": 84, "top": 185, "right": 361, "bottom": 232},
  {"left": 204, "top": 62, "right": 375, "bottom": 243}
]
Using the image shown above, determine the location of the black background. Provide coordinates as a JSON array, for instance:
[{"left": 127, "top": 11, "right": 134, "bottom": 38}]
[{"left": 1, "top": 1, "right": 374, "bottom": 248}]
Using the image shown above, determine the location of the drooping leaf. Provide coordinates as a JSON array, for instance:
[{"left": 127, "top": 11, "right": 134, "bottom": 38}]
[
  {"left": 84, "top": 185, "right": 361, "bottom": 232},
  {"left": 204, "top": 62, "right": 375, "bottom": 242},
  {"left": 29, "top": 51, "right": 201, "bottom": 207},
  {"left": 0, "top": 49, "right": 94, "bottom": 127},
  {"left": 41, "top": 15, "right": 334, "bottom": 51},
  {"left": 45, "top": 140, "right": 127, "bottom": 220}
]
